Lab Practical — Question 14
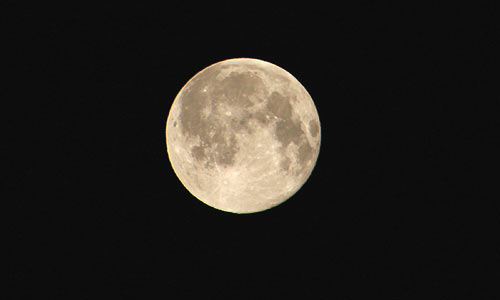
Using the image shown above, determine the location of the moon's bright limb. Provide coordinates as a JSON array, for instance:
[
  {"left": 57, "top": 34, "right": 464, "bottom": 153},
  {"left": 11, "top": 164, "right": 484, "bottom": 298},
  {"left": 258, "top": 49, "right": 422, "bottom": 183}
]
[{"left": 166, "top": 58, "right": 321, "bottom": 214}]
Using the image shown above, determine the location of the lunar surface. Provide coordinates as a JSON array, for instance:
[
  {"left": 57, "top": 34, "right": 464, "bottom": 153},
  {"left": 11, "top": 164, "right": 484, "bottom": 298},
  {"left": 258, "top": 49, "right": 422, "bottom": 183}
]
[{"left": 166, "top": 58, "right": 321, "bottom": 213}]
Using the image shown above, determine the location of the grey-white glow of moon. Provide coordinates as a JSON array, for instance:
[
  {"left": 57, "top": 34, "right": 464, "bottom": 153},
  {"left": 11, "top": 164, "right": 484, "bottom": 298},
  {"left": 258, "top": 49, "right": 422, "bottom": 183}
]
[{"left": 166, "top": 58, "right": 321, "bottom": 214}]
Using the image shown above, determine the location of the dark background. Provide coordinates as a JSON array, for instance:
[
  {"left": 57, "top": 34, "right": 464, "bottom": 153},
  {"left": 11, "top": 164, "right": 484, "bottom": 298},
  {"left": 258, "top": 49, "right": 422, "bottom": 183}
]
[{"left": 5, "top": 2, "right": 499, "bottom": 299}]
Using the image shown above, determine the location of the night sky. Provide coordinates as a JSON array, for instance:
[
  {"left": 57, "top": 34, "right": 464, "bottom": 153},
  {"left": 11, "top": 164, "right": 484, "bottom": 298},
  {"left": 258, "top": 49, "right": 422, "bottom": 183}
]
[{"left": 5, "top": 3, "right": 498, "bottom": 299}]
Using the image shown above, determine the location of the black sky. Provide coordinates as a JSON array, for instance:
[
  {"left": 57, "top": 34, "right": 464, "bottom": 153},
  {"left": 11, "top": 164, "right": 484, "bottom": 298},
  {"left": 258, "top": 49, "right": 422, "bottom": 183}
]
[{"left": 5, "top": 2, "right": 499, "bottom": 299}]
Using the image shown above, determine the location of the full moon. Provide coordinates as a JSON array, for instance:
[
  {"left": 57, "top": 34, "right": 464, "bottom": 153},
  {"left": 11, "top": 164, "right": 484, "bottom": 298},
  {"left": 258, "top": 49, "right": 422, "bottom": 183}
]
[{"left": 166, "top": 58, "right": 321, "bottom": 213}]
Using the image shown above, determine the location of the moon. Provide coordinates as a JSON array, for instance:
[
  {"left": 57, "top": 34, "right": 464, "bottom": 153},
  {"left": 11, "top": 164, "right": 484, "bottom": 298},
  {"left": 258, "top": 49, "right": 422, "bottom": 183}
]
[{"left": 166, "top": 58, "right": 321, "bottom": 214}]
